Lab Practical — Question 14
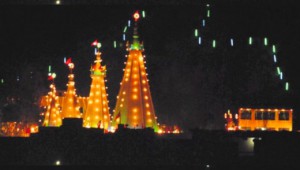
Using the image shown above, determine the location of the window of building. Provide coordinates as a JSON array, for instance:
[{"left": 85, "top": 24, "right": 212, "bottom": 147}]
[
  {"left": 241, "top": 111, "right": 251, "bottom": 120},
  {"left": 265, "top": 112, "right": 275, "bottom": 120},
  {"left": 255, "top": 111, "right": 263, "bottom": 120},
  {"left": 279, "top": 112, "right": 289, "bottom": 120},
  {"left": 255, "top": 111, "right": 275, "bottom": 120}
]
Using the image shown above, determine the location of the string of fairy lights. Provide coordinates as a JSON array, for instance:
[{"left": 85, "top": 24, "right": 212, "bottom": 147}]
[{"left": 193, "top": 2, "right": 289, "bottom": 92}]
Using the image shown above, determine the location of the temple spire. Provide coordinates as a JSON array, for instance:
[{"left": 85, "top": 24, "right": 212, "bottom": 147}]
[
  {"left": 112, "top": 11, "right": 159, "bottom": 132},
  {"left": 83, "top": 40, "right": 110, "bottom": 130},
  {"left": 60, "top": 59, "right": 81, "bottom": 119},
  {"left": 43, "top": 72, "right": 62, "bottom": 127},
  {"left": 130, "top": 11, "right": 143, "bottom": 51}
]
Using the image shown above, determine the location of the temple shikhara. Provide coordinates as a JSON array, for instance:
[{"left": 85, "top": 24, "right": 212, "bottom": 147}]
[
  {"left": 112, "top": 11, "right": 159, "bottom": 132},
  {"left": 42, "top": 73, "right": 62, "bottom": 127},
  {"left": 60, "top": 59, "right": 82, "bottom": 119},
  {"left": 83, "top": 42, "right": 111, "bottom": 130}
]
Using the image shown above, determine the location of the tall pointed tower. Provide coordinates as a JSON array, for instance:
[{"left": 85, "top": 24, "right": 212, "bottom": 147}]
[
  {"left": 112, "top": 11, "right": 159, "bottom": 132},
  {"left": 60, "top": 59, "right": 81, "bottom": 119},
  {"left": 43, "top": 73, "right": 62, "bottom": 127},
  {"left": 83, "top": 42, "right": 110, "bottom": 130}
]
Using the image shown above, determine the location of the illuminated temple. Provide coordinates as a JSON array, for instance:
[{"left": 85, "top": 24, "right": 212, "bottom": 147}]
[
  {"left": 112, "top": 11, "right": 159, "bottom": 132},
  {"left": 40, "top": 43, "right": 111, "bottom": 131},
  {"left": 83, "top": 44, "right": 111, "bottom": 130},
  {"left": 42, "top": 73, "right": 62, "bottom": 127},
  {"left": 60, "top": 60, "right": 82, "bottom": 119},
  {"left": 41, "top": 11, "right": 160, "bottom": 132},
  {"left": 0, "top": 11, "right": 183, "bottom": 137}
]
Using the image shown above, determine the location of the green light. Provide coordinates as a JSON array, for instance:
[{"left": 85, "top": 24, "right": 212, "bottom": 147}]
[
  {"left": 1, "top": 79, "right": 3, "bottom": 84},
  {"left": 114, "top": 41, "right": 117, "bottom": 48},
  {"left": 97, "top": 43, "right": 101, "bottom": 48},
  {"left": 123, "top": 26, "right": 127, "bottom": 33},
  {"left": 207, "top": 10, "right": 210, "bottom": 17},
  {"left": 277, "top": 67, "right": 281, "bottom": 75},
  {"left": 272, "top": 45, "right": 276, "bottom": 53},
  {"left": 264, "top": 37, "right": 268, "bottom": 46},
  {"left": 212, "top": 40, "right": 216, "bottom": 48},
  {"left": 142, "top": 10, "right": 146, "bottom": 18},
  {"left": 48, "top": 65, "right": 51, "bottom": 73},
  {"left": 285, "top": 82, "right": 289, "bottom": 91},
  {"left": 194, "top": 29, "right": 198, "bottom": 37},
  {"left": 52, "top": 73, "right": 56, "bottom": 79},
  {"left": 249, "top": 37, "right": 252, "bottom": 45}
]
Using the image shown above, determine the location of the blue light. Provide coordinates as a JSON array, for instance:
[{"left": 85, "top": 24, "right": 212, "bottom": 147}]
[
  {"left": 202, "top": 19, "right": 206, "bottom": 27},
  {"left": 198, "top": 37, "right": 202, "bottom": 45},
  {"left": 123, "top": 34, "right": 126, "bottom": 41},
  {"left": 230, "top": 38, "right": 234, "bottom": 46},
  {"left": 128, "top": 20, "right": 131, "bottom": 27},
  {"left": 280, "top": 72, "right": 283, "bottom": 80},
  {"left": 273, "top": 55, "right": 277, "bottom": 63}
]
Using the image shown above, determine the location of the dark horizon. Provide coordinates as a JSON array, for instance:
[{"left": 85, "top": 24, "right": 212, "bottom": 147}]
[{"left": 0, "top": 0, "right": 300, "bottom": 131}]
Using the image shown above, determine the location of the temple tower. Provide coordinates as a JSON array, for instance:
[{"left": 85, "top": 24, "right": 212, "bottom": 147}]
[
  {"left": 42, "top": 73, "right": 62, "bottom": 127},
  {"left": 83, "top": 42, "right": 110, "bottom": 130},
  {"left": 112, "top": 11, "right": 159, "bottom": 132},
  {"left": 60, "top": 59, "right": 82, "bottom": 119}
]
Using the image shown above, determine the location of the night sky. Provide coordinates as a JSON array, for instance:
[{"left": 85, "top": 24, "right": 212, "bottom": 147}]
[{"left": 0, "top": 0, "right": 300, "bottom": 131}]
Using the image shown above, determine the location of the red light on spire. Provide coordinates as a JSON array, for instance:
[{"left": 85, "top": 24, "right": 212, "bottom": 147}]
[
  {"left": 48, "top": 75, "right": 53, "bottom": 81},
  {"left": 65, "top": 57, "right": 72, "bottom": 65},
  {"left": 133, "top": 11, "right": 140, "bottom": 21},
  {"left": 91, "top": 40, "right": 98, "bottom": 46}
]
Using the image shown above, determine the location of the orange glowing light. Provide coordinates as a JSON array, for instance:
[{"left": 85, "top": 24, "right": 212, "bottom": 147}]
[{"left": 133, "top": 11, "right": 140, "bottom": 21}]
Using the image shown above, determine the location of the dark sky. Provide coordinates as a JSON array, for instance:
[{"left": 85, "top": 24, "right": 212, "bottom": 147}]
[{"left": 0, "top": 0, "right": 300, "bottom": 130}]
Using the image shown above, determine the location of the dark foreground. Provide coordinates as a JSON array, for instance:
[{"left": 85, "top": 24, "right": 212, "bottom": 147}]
[{"left": 0, "top": 119, "right": 300, "bottom": 169}]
